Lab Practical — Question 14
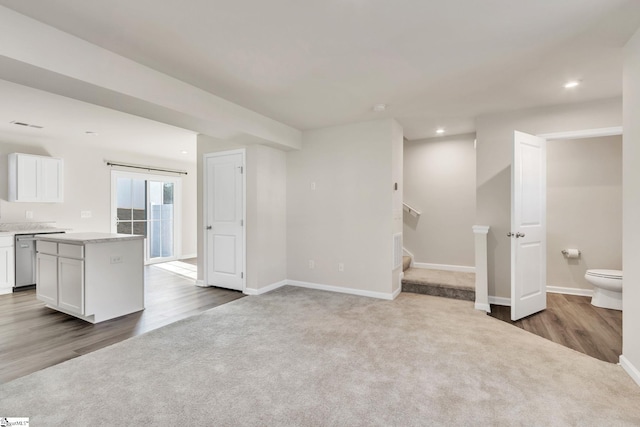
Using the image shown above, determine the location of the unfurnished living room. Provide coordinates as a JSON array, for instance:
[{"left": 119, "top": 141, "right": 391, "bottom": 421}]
[{"left": 2, "top": 1, "right": 640, "bottom": 425}]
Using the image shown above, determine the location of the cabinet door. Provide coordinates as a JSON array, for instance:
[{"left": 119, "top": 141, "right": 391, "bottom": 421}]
[
  {"left": 0, "top": 246, "right": 14, "bottom": 287},
  {"left": 58, "top": 257, "right": 84, "bottom": 315},
  {"left": 16, "top": 154, "right": 39, "bottom": 202},
  {"left": 41, "top": 157, "right": 63, "bottom": 202},
  {"left": 36, "top": 253, "right": 58, "bottom": 305}
]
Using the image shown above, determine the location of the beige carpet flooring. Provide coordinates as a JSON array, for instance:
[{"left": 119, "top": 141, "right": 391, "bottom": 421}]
[
  {"left": 402, "top": 268, "right": 475, "bottom": 290},
  {"left": 1, "top": 286, "right": 639, "bottom": 426}
]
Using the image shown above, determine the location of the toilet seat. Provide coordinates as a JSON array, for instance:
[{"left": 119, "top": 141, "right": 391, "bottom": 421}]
[{"left": 586, "top": 269, "right": 622, "bottom": 280}]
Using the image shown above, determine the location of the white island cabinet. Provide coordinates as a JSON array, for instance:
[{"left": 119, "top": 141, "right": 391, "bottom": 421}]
[{"left": 36, "top": 233, "right": 144, "bottom": 323}]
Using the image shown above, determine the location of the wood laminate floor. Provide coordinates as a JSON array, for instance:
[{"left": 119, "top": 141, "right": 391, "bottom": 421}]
[
  {"left": 489, "top": 293, "right": 622, "bottom": 363},
  {"left": 0, "top": 263, "right": 244, "bottom": 384}
]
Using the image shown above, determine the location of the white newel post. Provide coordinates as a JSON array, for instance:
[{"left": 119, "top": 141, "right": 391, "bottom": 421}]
[{"left": 473, "top": 225, "right": 490, "bottom": 312}]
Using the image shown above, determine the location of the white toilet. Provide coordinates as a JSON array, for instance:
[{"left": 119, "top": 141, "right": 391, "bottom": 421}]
[{"left": 584, "top": 269, "right": 623, "bottom": 310}]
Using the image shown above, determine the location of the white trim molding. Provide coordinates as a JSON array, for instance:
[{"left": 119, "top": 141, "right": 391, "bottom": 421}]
[
  {"left": 538, "top": 126, "right": 623, "bottom": 141},
  {"left": 195, "top": 279, "right": 206, "bottom": 287},
  {"left": 288, "top": 280, "right": 398, "bottom": 300},
  {"left": 392, "top": 285, "right": 402, "bottom": 300},
  {"left": 475, "top": 302, "right": 491, "bottom": 312},
  {"left": 619, "top": 355, "right": 640, "bottom": 387},
  {"left": 179, "top": 253, "right": 197, "bottom": 260},
  {"left": 244, "top": 280, "right": 287, "bottom": 296},
  {"left": 489, "top": 296, "right": 511, "bottom": 306},
  {"left": 473, "top": 225, "right": 490, "bottom": 312},
  {"left": 412, "top": 263, "right": 475, "bottom": 273},
  {"left": 547, "top": 286, "right": 593, "bottom": 297},
  {"left": 0, "top": 286, "right": 12, "bottom": 296}
]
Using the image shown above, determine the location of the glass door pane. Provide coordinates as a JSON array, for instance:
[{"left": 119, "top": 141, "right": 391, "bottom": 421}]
[
  {"left": 116, "top": 177, "right": 147, "bottom": 237},
  {"left": 149, "top": 180, "right": 174, "bottom": 260},
  {"left": 112, "top": 170, "right": 179, "bottom": 265}
]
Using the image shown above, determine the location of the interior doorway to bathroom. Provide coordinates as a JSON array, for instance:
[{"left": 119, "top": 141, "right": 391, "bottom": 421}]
[{"left": 491, "top": 126, "right": 623, "bottom": 363}]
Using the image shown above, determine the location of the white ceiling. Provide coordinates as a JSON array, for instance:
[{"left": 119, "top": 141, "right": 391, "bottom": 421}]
[
  {"left": 1, "top": 0, "right": 639, "bottom": 142},
  {"left": 0, "top": 80, "right": 197, "bottom": 160}
]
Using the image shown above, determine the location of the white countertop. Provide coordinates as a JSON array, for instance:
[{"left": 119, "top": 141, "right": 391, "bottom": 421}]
[
  {"left": 0, "top": 222, "right": 69, "bottom": 236},
  {"left": 37, "top": 232, "right": 144, "bottom": 244},
  {"left": 0, "top": 228, "right": 70, "bottom": 237}
]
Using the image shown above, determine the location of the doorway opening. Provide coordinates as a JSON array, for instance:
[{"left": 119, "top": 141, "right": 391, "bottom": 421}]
[
  {"left": 490, "top": 126, "right": 623, "bottom": 363},
  {"left": 111, "top": 170, "right": 182, "bottom": 264}
]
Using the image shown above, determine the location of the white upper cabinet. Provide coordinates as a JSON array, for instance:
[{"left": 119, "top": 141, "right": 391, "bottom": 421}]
[{"left": 8, "top": 153, "right": 64, "bottom": 203}]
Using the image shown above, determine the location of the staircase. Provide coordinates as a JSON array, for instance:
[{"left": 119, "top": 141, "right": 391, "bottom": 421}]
[{"left": 401, "top": 256, "right": 475, "bottom": 302}]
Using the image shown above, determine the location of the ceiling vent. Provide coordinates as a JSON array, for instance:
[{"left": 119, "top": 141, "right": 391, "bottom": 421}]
[{"left": 10, "top": 120, "right": 43, "bottom": 129}]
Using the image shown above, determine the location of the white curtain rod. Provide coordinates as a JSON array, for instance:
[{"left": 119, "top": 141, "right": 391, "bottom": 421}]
[{"left": 105, "top": 160, "right": 188, "bottom": 175}]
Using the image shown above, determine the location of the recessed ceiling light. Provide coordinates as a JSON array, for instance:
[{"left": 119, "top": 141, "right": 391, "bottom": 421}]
[
  {"left": 85, "top": 131, "right": 99, "bottom": 136},
  {"left": 180, "top": 150, "right": 188, "bottom": 155},
  {"left": 564, "top": 80, "right": 580, "bottom": 89},
  {"left": 436, "top": 128, "right": 445, "bottom": 135},
  {"left": 372, "top": 104, "right": 387, "bottom": 112}
]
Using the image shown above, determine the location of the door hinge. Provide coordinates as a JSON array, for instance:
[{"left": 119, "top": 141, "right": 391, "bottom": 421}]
[
  {"left": 239, "top": 166, "right": 243, "bottom": 174},
  {"left": 240, "top": 219, "right": 244, "bottom": 226},
  {"left": 241, "top": 272, "right": 244, "bottom": 279}
]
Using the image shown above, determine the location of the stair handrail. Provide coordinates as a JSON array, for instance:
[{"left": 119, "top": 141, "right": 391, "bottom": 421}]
[{"left": 403, "top": 202, "right": 421, "bottom": 216}]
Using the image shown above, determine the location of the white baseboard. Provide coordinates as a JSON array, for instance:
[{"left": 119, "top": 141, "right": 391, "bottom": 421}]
[
  {"left": 179, "top": 253, "right": 197, "bottom": 260},
  {"left": 619, "top": 355, "right": 640, "bottom": 387},
  {"left": 412, "top": 262, "right": 475, "bottom": 273},
  {"left": 0, "top": 286, "right": 13, "bottom": 296},
  {"left": 195, "top": 280, "right": 206, "bottom": 287},
  {"left": 287, "top": 280, "right": 397, "bottom": 300},
  {"left": 392, "top": 285, "right": 402, "bottom": 300},
  {"left": 475, "top": 302, "right": 491, "bottom": 312},
  {"left": 244, "top": 280, "right": 287, "bottom": 296},
  {"left": 547, "top": 285, "right": 593, "bottom": 297},
  {"left": 489, "top": 296, "right": 510, "bottom": 306}
]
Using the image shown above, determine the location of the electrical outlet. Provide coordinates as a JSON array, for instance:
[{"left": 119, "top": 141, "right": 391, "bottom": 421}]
[
  {"left": 308, "top": 260, "right": 315, "bottom": 269},
  {"left": 80, "top": 210, "right": 92, "bottom": 219},
  {"left": 338, "top": 263, "right": 344, "bottom": 272},
  {"left": 25, "top": 210, "right": 33, "bottom": 219},
  {"left": 110, "top": 255, "right": 123, "bottom": 264}
]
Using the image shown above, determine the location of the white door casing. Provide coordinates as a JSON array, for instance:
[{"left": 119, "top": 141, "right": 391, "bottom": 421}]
[
  {"left": 204, "top": 150, "right": 245, "bottom": 291},
  {"left": 511, "top": 131, "right": 547, "bottom": 321}
]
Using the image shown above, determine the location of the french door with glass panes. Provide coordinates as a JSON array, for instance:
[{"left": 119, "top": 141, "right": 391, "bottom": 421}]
[{"left": 111, "top": 171, "right": 182, "bottom": 264}]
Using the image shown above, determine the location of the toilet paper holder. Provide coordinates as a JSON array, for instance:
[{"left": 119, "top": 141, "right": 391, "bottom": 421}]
[{"left": 561, "top": 249, "right": 581, "bottom": 256}]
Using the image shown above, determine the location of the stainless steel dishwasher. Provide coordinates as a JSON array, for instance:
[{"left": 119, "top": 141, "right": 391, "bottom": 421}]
[{"left": 14, "top": 232, "right": 65, "bottom": 290}]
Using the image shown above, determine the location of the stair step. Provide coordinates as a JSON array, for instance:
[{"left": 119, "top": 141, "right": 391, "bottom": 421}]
[
  {"left": 402, "top": 256, "right": 411, "bottom": 272},
  {"left": 402, "top": 268, "right": 475, "bottom": 302}
]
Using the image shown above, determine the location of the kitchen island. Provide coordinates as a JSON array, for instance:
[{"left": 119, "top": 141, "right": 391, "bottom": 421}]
[{"left": 36, "top": 232, "right": 144, "bottom": 323}]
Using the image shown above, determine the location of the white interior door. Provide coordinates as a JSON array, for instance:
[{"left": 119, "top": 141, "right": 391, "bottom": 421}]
[
  {"left": 511, "top": 131, "right": 547, "bottom": 321},
  {"left": 205, "top": 151, "right": 245, "bottom": 291}
]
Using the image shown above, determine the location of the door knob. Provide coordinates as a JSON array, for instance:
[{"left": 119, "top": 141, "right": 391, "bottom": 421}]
[
  {"left": 507, "top": 232, "right": 514, "bottom": 237},
  {"left": 206, "top": 226, "right": 212, "bottom": 230},
  {"left": 516, "top": 232, "right": 525, "bottom": 238}
]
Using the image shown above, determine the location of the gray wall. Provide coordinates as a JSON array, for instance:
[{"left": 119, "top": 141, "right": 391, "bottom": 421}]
[
  {"left": 623, "top": 26, "right": 640, "bottom": 376},
  {"left": 475, "top": 97, "right": 622, "bottom": 298},
  {"left": 286, "top": 119, "right": 402, "bottom": 295},
  {"left": 547, "top": 135, "right": 622, "bottom": 292},
  {"left": 403, "top": 133, "right": 476, "bottom": 268}
]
